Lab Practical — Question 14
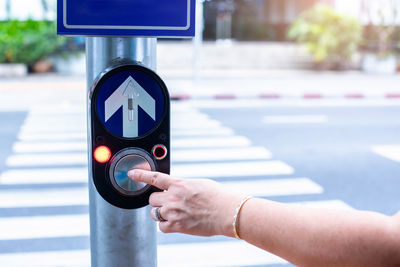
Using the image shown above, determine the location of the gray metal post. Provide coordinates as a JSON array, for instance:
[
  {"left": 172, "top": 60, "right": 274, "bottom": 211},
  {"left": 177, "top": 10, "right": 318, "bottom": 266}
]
[
  {"left": 193, "top": 0, "right": 204, "bottom": 81},
  {"left": 86, "top": 37, "right": 157, "bottom": 267}
]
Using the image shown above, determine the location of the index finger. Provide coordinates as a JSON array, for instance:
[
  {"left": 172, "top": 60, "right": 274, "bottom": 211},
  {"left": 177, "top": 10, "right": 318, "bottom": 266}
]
[{"left": 127, "top": 169, "right": 173, "bottom": 190}]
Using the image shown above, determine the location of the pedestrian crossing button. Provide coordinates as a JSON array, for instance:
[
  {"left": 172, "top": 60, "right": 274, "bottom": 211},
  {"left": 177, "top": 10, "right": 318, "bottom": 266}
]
[{"left": 109, "top": 148, "right": 156, "bottom": 196}]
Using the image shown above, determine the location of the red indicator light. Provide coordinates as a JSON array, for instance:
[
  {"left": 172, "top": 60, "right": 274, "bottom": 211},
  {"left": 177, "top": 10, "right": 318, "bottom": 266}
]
[
  {"left": 94, "top": 146, "right": 111, "bottom": 163},
  {"left": 152, "top": 145, "right": 167, "bottom": 160}
]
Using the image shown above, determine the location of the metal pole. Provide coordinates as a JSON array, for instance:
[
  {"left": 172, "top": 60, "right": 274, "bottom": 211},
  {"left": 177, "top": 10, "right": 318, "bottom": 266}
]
[
  {"left": 86, "top": 37, "right": 157, "bottom": 267},
  {"left": 193, "top": 0, "right": 204, "bottom": 81}
]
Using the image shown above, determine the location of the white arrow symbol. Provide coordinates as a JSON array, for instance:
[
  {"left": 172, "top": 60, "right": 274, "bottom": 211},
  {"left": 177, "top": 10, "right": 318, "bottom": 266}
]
[{"left": 105, "top": 76, "right": 156, "bottom": 138}]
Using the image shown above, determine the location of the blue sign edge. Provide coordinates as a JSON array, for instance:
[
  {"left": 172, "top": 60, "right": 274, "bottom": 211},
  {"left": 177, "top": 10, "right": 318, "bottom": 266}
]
[{"left": 56, "top": 0, "right": 195, "bottom": 37}]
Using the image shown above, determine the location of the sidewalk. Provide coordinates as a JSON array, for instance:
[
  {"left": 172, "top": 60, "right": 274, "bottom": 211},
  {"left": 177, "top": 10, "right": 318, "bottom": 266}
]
[
  {"left": 1, "top": 69, "right": 400, "bottom": 101},
  {"left": 2, "top": 41, "right": 400, "bottom": 101},
  {"left": 160, "top": 68, "right": 400, "bottom": 100}
]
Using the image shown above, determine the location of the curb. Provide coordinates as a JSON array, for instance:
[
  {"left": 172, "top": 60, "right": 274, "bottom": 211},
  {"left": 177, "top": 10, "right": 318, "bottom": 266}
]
[{"left": 170, "top": 93, "right": 400, "bottom": 101}]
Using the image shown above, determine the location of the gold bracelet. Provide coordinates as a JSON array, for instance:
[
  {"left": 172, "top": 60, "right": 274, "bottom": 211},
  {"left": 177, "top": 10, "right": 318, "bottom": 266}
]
[{"left": 233, "top": 196, "right": 253, "bottom": 239}]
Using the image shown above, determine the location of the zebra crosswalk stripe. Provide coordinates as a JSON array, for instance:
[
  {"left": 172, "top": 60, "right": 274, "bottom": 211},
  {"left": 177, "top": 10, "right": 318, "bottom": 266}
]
[
  {"left": 172, "top": 161, "right": 294, "bottom": 178},
  {"left": 11, "top": 136, "right": 254, "bottom": 154},
  {"left": 18, "top": 132, "right": 87, "bottom": 142},
  {"left": 172, "top": 146, "right": 272, "bottom": 162},
  {"left": 0, "top": 178, "right": 322, "bottom": 208},
  {"left": 0, "top": 242, "right": 286, "bottom": 267},
  {"left": 0, "top": 250, "right": 90, "bottom": 267},
  {"left": 371, "top": 145, "right": 400, "bottom": 163},
  {"left": 0, "top": 103, "right": 354, "bottom": 266},
  {"left": 0, "top": 200, "right": 351, "bottom": 241},
  {"left": 6, "top": 153, "right": 87, "bottom": 167},
  {"left": 0, "top": 168, "right": 88, "bottom": 184},
  {"left": 223, "top": 177, "right": 323, "bottom": 196},
  {"left": 0, "top": 214, "right": 89, "bottom": 240}
]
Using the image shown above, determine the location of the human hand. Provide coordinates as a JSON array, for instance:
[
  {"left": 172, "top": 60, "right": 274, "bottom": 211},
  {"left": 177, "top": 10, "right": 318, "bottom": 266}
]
[{"left": 127, "top": 169, "right": 243, "bottom": 237}]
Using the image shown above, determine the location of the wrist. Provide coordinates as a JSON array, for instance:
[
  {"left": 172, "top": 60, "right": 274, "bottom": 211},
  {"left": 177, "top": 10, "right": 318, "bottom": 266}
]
[
  {"left": 233, "top": 196, "right": 253, "bottom": 239},
  {"left": 219, "top": 194, "right": 250, "bottom": 238},
  {"left": 215, "top": 193, "right": 243, "bottom": 237}
]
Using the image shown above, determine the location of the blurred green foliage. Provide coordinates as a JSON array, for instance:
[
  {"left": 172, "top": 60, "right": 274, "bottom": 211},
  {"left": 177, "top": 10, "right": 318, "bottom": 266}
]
[
  {"left": 288, "top": 4, "right": 363, "bottom": 64},
  {"left": 0, "top": 19, "right": 65, "bottom": 65}
]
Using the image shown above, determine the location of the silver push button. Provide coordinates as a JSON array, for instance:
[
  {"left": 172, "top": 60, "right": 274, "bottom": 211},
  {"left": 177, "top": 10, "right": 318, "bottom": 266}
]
[{"left": 109, "top": 148, "right": 156, "bottom": 196}]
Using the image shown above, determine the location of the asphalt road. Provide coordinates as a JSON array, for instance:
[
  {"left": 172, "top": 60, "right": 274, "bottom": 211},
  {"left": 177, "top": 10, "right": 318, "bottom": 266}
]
[
  {"left": 0, "top": 97, "right": 399, "bottom": 267},
  {"left": 200, "top": 101, "right": 400, "bottom": 216},
  {"left": 0, "top": 111, "right": 26, "bottom": 173}
]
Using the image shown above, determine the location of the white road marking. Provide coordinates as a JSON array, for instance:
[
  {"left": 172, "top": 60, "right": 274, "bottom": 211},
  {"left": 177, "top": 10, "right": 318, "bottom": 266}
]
[
  {"left": 6, "top": 153, "right": 87, "bottom": 167},
  {"left": 0, "top": 200, "right": 353, "bottom": 266},
  {"left": 0, "top": 168, "right": 87, "bottom": 184},
  {"left": 17, "top": 128, "right": 235, "bottom": 141},
  {"left": 23, "top": 115, "right": 85, "bottom": 125},
  {"left": 172, "top": 127, "right": 234, "bottom": 137},
  {"left": 172, "top": 113, "right": 210, "bottom": 122},
  {"left": 172, "top": 147, "right": 272, "bottom": 162},
  {"left": 0, "top": 199, "right": 351, "bottom": 240},
  {"left": 0, "top": 177, "right": 321, "bottom": 207},
  {"left": 223, "top": 178, "right": 323, "bottom": 196},
  {"left": 158, "top": 240, "right": 287, "bottom": 267},
  {"left": 28, "top": 105, "right": 85, "bottom": 115},
  {"left": 0, "top": 241, "right": 285, "bottom": 267},
  {"left": 20, "top": 124, "right": 86, "bottom": 134},
  {"left": 7, "top": 137, "right": 252, "bottom": 164},
  {"left": 0, "top": 250, "right": 90, "bottom": 267},
  {"left": 0, "top": 214, "right": 89, "bottom": 240},
  {"left": 262, "top": 115, "right": 328, "bottom": 124},
  {"left": 171, "top": 104, "right": 199, "bottom": 112},
  {"left": 18, "top": 132, "right": 236, "bottom": 146},
  {"left": 371, "top": 145, "right": 400, "bottom": 163},
  {"left": 172, "top": 136, "right": 251, "bottom": 148},
  {"left": 0, "top": 102, "right": 356, "bottom": 267},
  {"left": 172, "top": 161, "right": 294, "bottom": 178},
  {"left": 172, "top": 119, "right": 222, "bottom": 129},
  {"left": 13, "top": 141, "right": 87, "bottom": 153},
  {"left": 18, "top": 132, "right": 87, "bottom": 142},
  {"left": 13, "top": 133, "right": 245, "bottom": 154},
  {"left": 0, "top": 188, "right": 88, "bottom": 208}
]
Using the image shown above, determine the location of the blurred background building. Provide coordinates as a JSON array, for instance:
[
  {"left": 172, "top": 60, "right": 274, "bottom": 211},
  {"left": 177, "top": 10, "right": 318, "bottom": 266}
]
[
  {"left": 1, "top": 0, "right": 399, "bottom": 41},
  {"left": 204, "top": 0, "right": 400, "bottom": 41},
  {"left": 0, "top": 0, "right": 399, "bottom": 74}
]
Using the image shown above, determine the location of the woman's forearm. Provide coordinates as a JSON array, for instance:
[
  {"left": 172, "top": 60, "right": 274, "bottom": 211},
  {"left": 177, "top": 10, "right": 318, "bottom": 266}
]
[
  {"left": 129, "top": 170, "right": 400, "bottom": 266},
  {"left": 237, "top": 198, "right": 400, "bottom": 267}
]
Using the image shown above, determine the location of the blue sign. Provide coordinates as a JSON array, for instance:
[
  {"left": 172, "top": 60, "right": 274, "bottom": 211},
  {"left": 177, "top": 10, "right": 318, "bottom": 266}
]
[
  {"left": 57, "top": 0, "right": 195, "bottom": 37},
  {"left": 96, "top": 70, "right": 165, "bottom": 138}
]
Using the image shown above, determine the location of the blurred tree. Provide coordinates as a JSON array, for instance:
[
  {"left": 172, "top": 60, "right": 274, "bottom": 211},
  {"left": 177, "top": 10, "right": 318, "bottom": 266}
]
[
  {"left": 288, "top": 4, "right": 362, "bottom": 69},
  {"left": 0, "top": 20, "right": 65, "bottom": 65}
]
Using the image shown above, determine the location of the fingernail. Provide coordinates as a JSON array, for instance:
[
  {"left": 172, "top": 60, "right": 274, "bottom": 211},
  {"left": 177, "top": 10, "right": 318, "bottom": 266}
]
[{"left": 127, "top": 169, "right": 135, "bottom": 178}]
